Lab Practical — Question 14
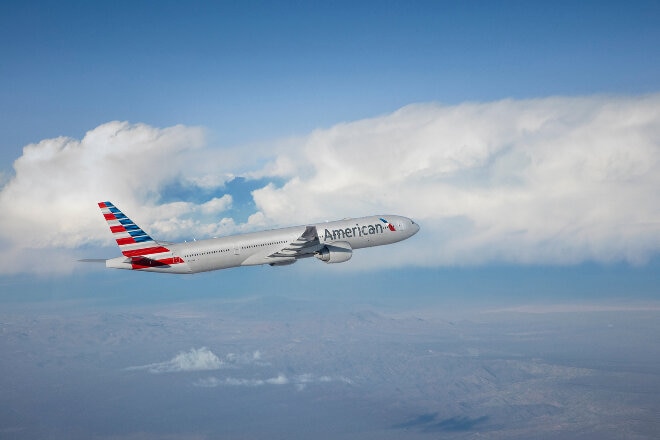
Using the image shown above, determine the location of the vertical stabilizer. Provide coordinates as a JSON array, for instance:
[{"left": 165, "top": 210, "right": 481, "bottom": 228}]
[{"left": 98, "top": 201, "right": 171, "bottom": 257}]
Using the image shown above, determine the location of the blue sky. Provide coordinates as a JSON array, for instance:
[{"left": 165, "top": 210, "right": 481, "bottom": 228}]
[
  {"left": 2, "top": 1, "right": 659, "bottom": 156},
  {"left": 0, "top": 0, "right": 658, "bottom": 297}
]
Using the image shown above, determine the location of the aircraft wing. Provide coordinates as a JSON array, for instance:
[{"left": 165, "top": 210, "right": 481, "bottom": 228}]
[{"left": 268, "top": 225, "right": 322, "bottom": 258}]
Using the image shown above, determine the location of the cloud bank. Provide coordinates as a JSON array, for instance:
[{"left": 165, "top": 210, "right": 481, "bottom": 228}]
[
  {"left": 252, "top": 95, "right": 660, "bottom": 266},
  {"left": 0, "top": 95, "right": 658, "bottom": 273}
]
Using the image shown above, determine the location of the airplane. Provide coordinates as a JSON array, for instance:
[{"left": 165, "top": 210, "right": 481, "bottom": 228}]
[{"left": 96, "top": 201, "right": 419, "bottom": 274}]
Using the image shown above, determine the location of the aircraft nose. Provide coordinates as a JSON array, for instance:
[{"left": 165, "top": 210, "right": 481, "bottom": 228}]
[{"left": 410, "top": 219, "right": 420, "bottom": 235}]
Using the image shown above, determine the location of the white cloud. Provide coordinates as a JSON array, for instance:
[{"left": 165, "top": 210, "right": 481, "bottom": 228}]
[
  {"left": 266, "top": 374, "right": 289, "bottom": 385},
  {"left": 127, "top": 347, "right": 223, "bottom": 373},
  {"left": 224, "top": 350, "right": 268, "bottom": 366},
  {"left": 0, "top": 122, "right": 208, "bottom": 245},
  {"left": 127, "top": 349, "right": 267, "bottom": 374},
  {"left": 249, "top": 94, "right": 660, "bottom": 267},
  {"left": 1, "top": 95, "right": 658, "bottom": 274},
  {"left": 193, "top": 373, "right": 352, "bottom": 390},
  {"left": 0, "top": 121, "right": 233, "bottom": 274}
]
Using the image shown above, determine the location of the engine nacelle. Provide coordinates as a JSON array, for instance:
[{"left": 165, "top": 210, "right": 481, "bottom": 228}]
[{"left": 314, "top": 241, "right": 353, "bottom": 264}]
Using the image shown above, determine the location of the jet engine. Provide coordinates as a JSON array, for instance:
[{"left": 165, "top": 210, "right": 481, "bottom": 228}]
[{"left": 314, "top": 241, "right": 353, "bottom": 263}]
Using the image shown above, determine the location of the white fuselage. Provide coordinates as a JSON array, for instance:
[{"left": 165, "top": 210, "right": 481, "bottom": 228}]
[{"left": 106, "top": 215, "right": 419, "bottom": 274}]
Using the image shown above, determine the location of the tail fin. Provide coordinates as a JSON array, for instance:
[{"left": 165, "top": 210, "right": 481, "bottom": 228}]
[{"left": 98, "top": 201, "right": 171, "bottom": 257}]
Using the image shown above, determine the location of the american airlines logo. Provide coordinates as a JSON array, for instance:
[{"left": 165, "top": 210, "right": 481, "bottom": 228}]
[{"left": 323, "top": 218, "right": 396, "bottom": 241}]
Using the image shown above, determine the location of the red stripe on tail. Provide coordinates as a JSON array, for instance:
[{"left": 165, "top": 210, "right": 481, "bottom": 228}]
[{"left": 122, "top": 246, "right": 171, "bottom": 257}]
